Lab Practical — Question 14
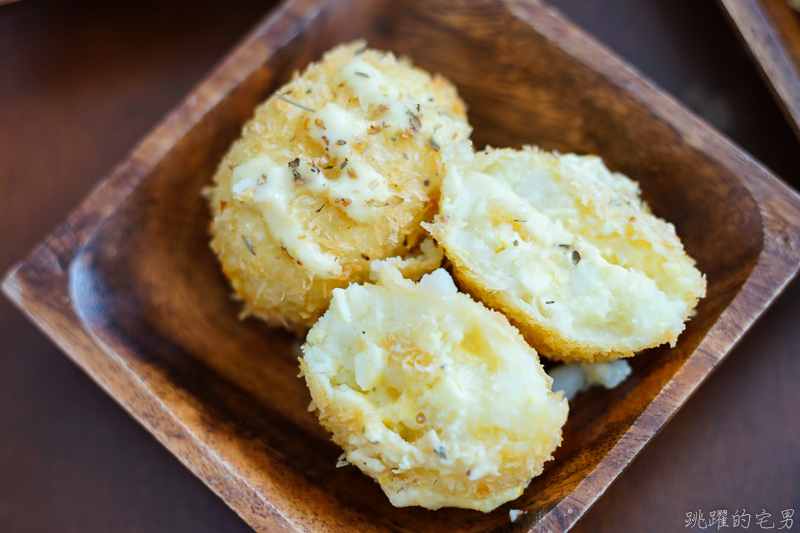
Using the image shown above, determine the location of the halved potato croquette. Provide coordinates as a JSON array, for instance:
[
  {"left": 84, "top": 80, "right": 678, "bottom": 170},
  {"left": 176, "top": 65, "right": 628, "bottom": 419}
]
[
  {"left": 208, "top": 41, "right": 471, "bottom": 331},
  {"left": 425, "top": 145, "right": 706, "bottom": 362},
  {"left": 300, "top": 262, "right": 568, "bottom": 512}
]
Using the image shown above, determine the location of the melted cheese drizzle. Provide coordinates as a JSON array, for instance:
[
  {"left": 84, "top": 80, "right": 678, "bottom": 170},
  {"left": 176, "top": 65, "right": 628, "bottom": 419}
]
[
  {"left": 307, "top": 103, "right": 392, "bottom": 222},
  {"left": 310, "top": 103, "right": 365, "bottom": 161},
  {"left": 228, "top": 55, "right": 467, "bottom": 275},
  {"left": 333, "top": 60, "right": 415, "bottom": 129},
  {"left": 231, "top": 156, "right": 343, "bottom": 278},
  {"left": 307, "top": 161, "right": 393, "bottom": 223}
]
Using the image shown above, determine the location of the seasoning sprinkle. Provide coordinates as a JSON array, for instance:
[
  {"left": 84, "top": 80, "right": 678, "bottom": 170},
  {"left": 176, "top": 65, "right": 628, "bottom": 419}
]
[
  {"left": 368, "top": 179, "right": 380, "bottom": 190},
  {"left": 558, "top": 243, "right": 571, "bottom": 249},
  {"left": 292, "top": 169, "right": 301, "bottom": 181},
  {"left": 571, "top": 250, "right": 581, "bottom": 265},
  {"left": 368, "top": 196, "right": 404, "bottom": 207},
  {"left": 277, "top": 95, "right": 315, "bottom": 112},
  {"left": 337, "top": 139, "right": 346, "bottom": 145},
  {"left": 408, "top": 114, "right": 421, "bottom": 131},
  {"left": 402, "top": 152, "right": 409, "bottom": 160},
  {"left": 241, "top": 235, "right": 256, "bottom": 256},
  {"left": 305, "top": 88, "right": 312, "bottom": 94},
  {"left": 546, "top": 301, "right": 555, "bottom": 304},
  {"left": 513, "top": 240, "right": 519, "bottom": 246},
  {"left": 340, "top": 160, "right": 348, "bottom": 169},
  {"left": 513, "top": 219, "right": 529, "bottom": 223},
  {"left": 288, "top": 158, "right": 300, "bottom": 168},
  {"left": 434, "top": 446, "right": 447, "bottom": 460},
  {"left": 391, "top": 136, "right": 399, "bottom": 142},
  {"left": 355, "top": 71, "right": 370, "bottom": 78},
  {"left": 386, "top": 196, "right": 404, "bottom": 207},
  {"left": 423, "top": 179, "right": 430, "bottom": 186},
  {"left": 367, "top": 125, "right": 382, "bottom": 135},
  {"left": 361, "top": 253, "right": 370, "bottom": 261},
  {"left": 323, "top": 165, "right": 334, "bottom": 170},
  {"left": 347, "top": 167, "right": 358, "bottom": 179},
  {"left": 362, "top": 145, "right": 372, "bottom": 155},
  {"left": 427, "top": 138, "right": 441, "bottom": 151},
  {"left": 316, "top": 204, "right": 326, "bottom": 213}
]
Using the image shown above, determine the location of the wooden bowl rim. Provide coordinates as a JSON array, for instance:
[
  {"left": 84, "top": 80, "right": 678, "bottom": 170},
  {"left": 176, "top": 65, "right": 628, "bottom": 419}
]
[
  {"left": 716, "top": 0, "right": 800, "bottom": 142},
  {"left": 4, "top": 0, "right": 800, "bottom": 531}
]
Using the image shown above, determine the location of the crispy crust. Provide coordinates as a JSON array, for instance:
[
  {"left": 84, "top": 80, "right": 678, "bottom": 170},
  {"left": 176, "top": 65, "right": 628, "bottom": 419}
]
[
  {"left": 208, "top": 41, "right": 470, "bottom": 329},
  {"left": 300, "top": 265, "right": 568, "bottom": 512},
  {"left": 426, "top": 145, "right": 707, "bottom": 362}
]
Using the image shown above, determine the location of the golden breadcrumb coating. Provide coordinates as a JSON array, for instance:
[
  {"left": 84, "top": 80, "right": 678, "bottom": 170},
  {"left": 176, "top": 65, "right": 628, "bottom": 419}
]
[
  {"left": 425, "top": 144, "right": 706, "bottom": 362},
  {"left": 208, "top": 41, "right": 471, "bottom": 331},
  {"left": 300, "top": 263, "right": 568, "bottom": 512}
]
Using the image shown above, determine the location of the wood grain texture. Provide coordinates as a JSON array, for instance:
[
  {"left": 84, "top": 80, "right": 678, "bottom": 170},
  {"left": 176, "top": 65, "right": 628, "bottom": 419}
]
[
  {"left": 717, "top": 0, "right": 800, "bottom": 140},
  {"left": 3, "top": 0, "right": 800, "bottom": 532}
]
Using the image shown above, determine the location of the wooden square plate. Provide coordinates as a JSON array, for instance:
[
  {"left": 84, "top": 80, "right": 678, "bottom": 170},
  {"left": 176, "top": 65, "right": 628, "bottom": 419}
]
[
  {"left": 4, "top": 0, "right": 800, "bottom": 531},
  {"left": 717, "top": 0, "right": 800, "bottom": 140}
]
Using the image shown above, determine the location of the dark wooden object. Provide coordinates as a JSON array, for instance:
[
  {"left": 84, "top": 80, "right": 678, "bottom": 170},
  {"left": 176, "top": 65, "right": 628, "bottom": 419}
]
[
  {"left": 717, "top": 0, "right": 800, "bottom": 140},
  {"left": 3, "top": 0, "right": 800, "bottom": 532}
]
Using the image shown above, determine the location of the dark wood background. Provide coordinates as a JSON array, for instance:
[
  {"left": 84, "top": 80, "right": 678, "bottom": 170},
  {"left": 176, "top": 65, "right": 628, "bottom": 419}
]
[{"left": 1, "top": 0, "right": 798, "bottom": 531}]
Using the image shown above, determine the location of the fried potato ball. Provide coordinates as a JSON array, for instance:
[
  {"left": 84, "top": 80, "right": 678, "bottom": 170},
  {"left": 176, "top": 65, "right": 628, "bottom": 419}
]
[
  {"left": 425, "top": 145, "right": 706, "bottom": 362},
  {"left": 300, "top": 262, "right": 568, "bottom": 512},
  {"left": 208, "top": 41, "right": 471, "bottom": 331}
]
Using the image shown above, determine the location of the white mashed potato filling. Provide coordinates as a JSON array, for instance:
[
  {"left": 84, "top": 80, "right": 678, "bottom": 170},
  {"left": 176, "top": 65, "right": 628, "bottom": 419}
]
[
  {"left": 548, "top": 360, "right": 632, "bottom": 401},
  {"left": 426, "top": 145, "right": 706, "bottom": 361},
  {"left": 300, "top": 263, "right": 568, "bottom": 512}
]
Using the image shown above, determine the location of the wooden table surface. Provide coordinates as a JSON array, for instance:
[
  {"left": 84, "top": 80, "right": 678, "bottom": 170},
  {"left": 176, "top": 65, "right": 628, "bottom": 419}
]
[{"left": 1, "top": 0, "right": 798, "bottom": 531}]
